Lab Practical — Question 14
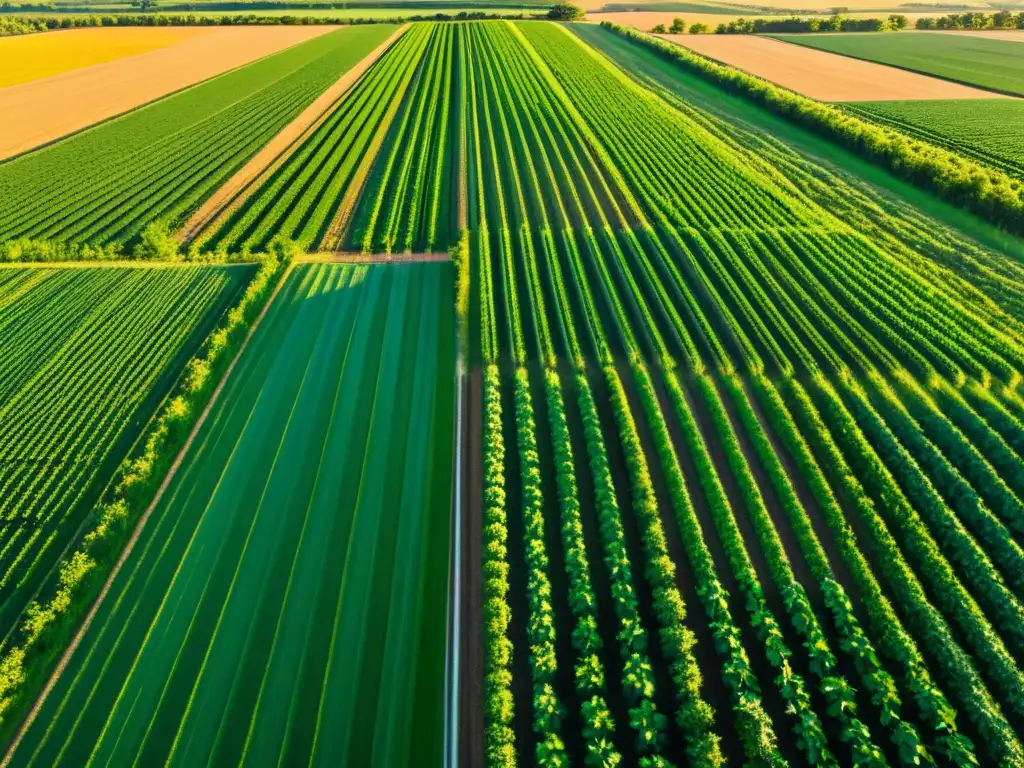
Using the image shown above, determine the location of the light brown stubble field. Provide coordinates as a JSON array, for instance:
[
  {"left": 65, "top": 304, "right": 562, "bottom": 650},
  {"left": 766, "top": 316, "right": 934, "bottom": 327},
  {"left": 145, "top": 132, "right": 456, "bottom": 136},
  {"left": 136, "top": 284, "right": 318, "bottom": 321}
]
[{"left": 658, "top": 33, "right": 1011, "bottom": 100}]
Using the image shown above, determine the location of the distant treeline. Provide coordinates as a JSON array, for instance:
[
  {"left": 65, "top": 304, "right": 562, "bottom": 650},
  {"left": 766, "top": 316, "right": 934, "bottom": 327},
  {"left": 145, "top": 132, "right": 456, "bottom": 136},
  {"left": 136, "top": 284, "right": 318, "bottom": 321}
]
[
  {"left": 704, "top": 9, "right": 1024, "bottom": 33},
  {"left": 0, "top": 8, "right": 541, "bottom": 33},
  {"left": 602, "top": 22, "right": 1024, "bottom": 235},
  {"left": 0, "top": 0, "right": 543, "bottom": 11}
]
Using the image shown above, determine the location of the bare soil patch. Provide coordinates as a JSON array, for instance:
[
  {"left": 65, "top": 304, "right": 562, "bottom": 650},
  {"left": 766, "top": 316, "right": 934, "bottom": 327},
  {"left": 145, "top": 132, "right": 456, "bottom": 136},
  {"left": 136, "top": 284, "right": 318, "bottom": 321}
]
[
  {"left": 925, "top": 29, "right": 1024, "bottom": 43},
  {"left": 659, "top": 33, "right": 1009, "bottom": 100},
  {"left": 0, "top": 26, "right": 340, "bottom": 161},
  {"left": 178, "top": 24, "right": 407, "bottom": 245}
]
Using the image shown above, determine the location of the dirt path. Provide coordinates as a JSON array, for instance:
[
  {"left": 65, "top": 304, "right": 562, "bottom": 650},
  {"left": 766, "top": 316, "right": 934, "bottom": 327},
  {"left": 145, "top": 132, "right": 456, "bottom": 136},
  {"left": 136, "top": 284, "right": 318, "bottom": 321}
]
[
  {"left": 300, "top": 251, "right": 450, "bottom": 263},
  {"left": 0, "top": 264, "right": 292, "bottom": 767},
  {"left": 659, "top": 33, "right": 1010, "bottom": 101},
  {"left": 461, "top": 365, "right": 483, "bottom": 768},
  {"left": 177, "top": 25, "right": 408, "bottom": 245},
  {"left": 0, "top": 27, "right": 340, "bottom": 162}
]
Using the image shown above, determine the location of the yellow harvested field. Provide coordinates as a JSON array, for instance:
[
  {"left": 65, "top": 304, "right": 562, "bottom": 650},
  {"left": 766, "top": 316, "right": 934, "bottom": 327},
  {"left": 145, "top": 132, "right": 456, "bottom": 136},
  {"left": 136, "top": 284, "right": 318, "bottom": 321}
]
[
  {"left": 0, "top": 26, "right": 340, "bottom": 160},
  {"left": 658, "top": 33, "right": 1010, "bottom": 100},
  {"left": 0, "top": 27, "right": 209, "bottom": 88}
]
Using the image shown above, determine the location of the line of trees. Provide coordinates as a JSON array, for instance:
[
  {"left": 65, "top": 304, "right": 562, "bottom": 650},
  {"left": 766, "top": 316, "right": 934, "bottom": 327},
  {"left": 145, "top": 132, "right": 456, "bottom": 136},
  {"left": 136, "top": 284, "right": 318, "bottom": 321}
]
[
  {"left": 650, "top": 9, "right": 1024, "bottom": 34},
  {"left": 0, "top": 8, "right": 542, "bottom": 34}
]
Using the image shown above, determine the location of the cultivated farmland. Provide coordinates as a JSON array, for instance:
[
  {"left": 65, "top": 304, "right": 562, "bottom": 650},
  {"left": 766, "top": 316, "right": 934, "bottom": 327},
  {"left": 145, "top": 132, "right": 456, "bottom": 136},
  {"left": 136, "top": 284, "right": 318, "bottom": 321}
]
[
  {"left": 772, "top": 31, "right": 1024, "bottom": 95},
  {"left": 0, "top": 26, "right": 206, "bottom": 88},
  {"left": 0, "top": 25, "right": 396, "bottom": 245},
  {"left": 2, "top": 14, "right": 1024, "bottom": 768},
  {"left": 845, "top": 99, "right": 1024, "bottom": 179},
  {"left": 8, "top": 261, "right": 455, "bottom": 766},
  {"left": 0, "top": 264, "right": 248, "bottom": 640}
]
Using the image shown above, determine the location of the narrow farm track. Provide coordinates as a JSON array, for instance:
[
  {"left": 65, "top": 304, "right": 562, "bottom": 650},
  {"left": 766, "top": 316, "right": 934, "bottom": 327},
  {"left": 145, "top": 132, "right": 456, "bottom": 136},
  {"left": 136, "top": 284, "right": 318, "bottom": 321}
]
[
  {"left": 0, "top": 25, "right": 398, "bottom": 246},
  {"left": 177, "top": 24, "right": 410, "bottom": 245},
  {"left": 6, "top": 263, "right": 455, "bottom": 768},
  {"left": 0, "top": 266, "right": 248, "bottom": 641}
]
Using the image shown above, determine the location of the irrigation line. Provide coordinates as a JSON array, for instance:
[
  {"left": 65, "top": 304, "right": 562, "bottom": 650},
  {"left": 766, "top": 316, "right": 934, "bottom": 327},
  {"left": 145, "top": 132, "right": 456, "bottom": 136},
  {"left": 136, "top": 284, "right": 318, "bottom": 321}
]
[
  {"left": 1, "top": 263, "right": 294, "bottom": 767},
  {"left": 445, "top": 350, "right": 465, "bottom": 768}
]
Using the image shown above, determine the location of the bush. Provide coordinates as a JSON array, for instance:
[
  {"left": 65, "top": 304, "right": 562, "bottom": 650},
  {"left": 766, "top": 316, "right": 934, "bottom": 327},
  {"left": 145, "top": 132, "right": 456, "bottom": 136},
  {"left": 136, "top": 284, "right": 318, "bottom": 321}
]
[
  {"left": 547, "top": 2, "right": 583, "bottom": 21},
  {"left": 689, "top": 22, "right": 709, "bottom": 33}
]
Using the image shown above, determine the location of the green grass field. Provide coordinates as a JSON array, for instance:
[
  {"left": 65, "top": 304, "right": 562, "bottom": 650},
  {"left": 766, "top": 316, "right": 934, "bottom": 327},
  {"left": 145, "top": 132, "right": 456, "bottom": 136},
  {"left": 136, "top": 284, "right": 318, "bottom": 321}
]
[
  {"left": 845, "top": 98, "right": 1024, "bottom": 179},
  {"left": 0, "top": 264, "right": 247, "bottom": 641},
  {"left": 772, "top": 32, "right": 1024, "bottom": 96},
  {"left": 10, "top": 261, "right": 454, "bottom": 767}
]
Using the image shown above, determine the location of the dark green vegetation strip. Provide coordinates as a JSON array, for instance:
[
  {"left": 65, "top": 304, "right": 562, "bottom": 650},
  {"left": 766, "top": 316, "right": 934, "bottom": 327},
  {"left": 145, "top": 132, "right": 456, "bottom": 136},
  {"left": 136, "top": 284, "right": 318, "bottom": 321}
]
[
  {"left": 0, "top": 265, "right": 248, "bottom": 641},
  {"left": 772, "top": 31, "right": 1024, "bottom": 96},
  {"left": 845, "top": 98, "right": 1024, "bottom": 180},
  {"left": 348, "top": 19, "right": 1024, "bottom": 768},
  {"left": 0, "top": 25, "right": 397, "bottom": 247},
  {"left": 8, "top": 261, "right": 454, "bottom": 767}
]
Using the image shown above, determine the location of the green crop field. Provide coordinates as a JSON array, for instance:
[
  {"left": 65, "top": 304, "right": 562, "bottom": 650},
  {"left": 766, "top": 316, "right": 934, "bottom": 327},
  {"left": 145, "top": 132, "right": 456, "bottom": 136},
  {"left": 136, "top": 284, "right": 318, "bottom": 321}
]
[
  {"left": 9, "top": 261, "right": 455, "bottom": 766},
  {"left": 2, "top": 15, "right": 1024, "bottom": 768},
  {"left": 0, "top": 26, "right": 395, "bottom": 247},
  {"left": 197, "top": 23, "right": 455, "bottom": 254},
  {"left": 0, "top": 264, "right": 248, "bottom": 639},
  {"left": 845, "top": 99, "right": 1024, "bottom": 179},
  {"left": 772, "top": 31, "right": 1024, "bottom": 95}
]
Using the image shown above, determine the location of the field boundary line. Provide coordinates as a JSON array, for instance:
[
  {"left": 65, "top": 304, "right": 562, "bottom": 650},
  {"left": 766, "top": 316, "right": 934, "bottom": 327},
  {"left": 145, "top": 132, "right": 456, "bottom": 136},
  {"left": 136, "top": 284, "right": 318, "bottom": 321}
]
[
  {"left": 444, "top": 350, "right": 464, "bottom": 768},
  {"left": 1, "top": 262, "right": 294, "bottom": 768},
  {"left": 176, "top": 24, "right": 409, "bottom": 245}
]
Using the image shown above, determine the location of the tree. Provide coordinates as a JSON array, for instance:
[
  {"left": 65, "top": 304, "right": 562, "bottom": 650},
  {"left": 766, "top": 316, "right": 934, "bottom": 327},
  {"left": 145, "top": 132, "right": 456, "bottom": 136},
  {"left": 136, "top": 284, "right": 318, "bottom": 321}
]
[
  {"left": 887, "top": 13, "right": 907, "bottom": 29},
  {"left": 129, "top": 0, "right": 158, "bottom": 10},
  {"left": 651, "top": 23, "right": 666, "bottom": 32},
  {"left": 669, "top": 16, "right": 685, "bottom": 32},
  {"left": 547, "top": 3, "right": 584, "bottom": 20},
  {"left": 689, "top": 22, "right": 709, "bottom": 33}
]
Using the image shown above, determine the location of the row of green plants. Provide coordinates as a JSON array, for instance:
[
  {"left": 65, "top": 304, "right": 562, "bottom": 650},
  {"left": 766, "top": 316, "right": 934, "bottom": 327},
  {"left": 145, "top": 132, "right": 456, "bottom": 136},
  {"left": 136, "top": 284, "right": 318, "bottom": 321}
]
[
  {"left": 0, "top": 248, "right": 288, "bottom": 744},
  {"left": 512, "top": 370, "right": 570, "bottom": 766},
  {"left": 599, "top": 22, "right": 1024, "bottom": 236},
  {"left": 351, "top": 23, "right": 454, "bottom": 254}
]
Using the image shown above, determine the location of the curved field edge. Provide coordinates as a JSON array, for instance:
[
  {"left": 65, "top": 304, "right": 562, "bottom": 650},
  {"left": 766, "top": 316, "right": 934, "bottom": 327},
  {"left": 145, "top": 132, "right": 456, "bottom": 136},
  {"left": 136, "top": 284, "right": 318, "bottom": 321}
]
[{"left": 0, "top": 256, "right": 279, "bottom": 747}]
